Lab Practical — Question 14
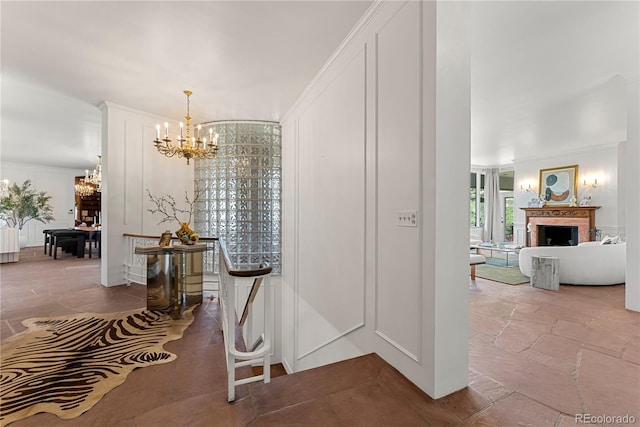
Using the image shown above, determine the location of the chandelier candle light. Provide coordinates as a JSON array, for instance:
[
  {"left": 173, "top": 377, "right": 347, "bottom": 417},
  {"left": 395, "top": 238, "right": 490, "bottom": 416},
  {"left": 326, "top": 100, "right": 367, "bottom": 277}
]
[
  {"left": 85, "top": 155, "right": 102, "bottom": 192},
  {"left": 154, "top": 90, "right": 219, "bottom": 165},
  {"left": 75, "top": 179, "right": 94, "bottom": 197}
]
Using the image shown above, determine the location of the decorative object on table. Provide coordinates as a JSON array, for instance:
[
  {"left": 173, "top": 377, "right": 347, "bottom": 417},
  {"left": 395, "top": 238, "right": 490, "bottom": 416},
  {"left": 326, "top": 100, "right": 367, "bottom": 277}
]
[
  {"left": 147, "top": 188, "right": 201, "bottom": 245},
  {"left": 0, "top": 307, "right": 195, "bottom": 424},
  {"left": 569, "top": 196, "right": 577, "bottom": 207},
  {"left": 579, "top": 195, "right": 591, "bottom": 206},
  {"left": 537, "top": 194, "right": 546, "bottom": 206},
  {"left": 0, "top": 179, "right": 55, "bottom": 248},
  {"left": 175, "top": 222, "right": 199, "bottom": 245},
  {"left": 158, "top": 230, "right": 172, "bottom": 247},
  {"left": 528, "top": 194, "right": 546, "bottom": 207},
  {"left": 528, "top": 197, "right": 542, "bottom": 208},
  {"left": 153, "top": 90, "right": 219, "bottom": 165},
  {"left": 539, "top": 165, "right": 578, "bottom": 206}
]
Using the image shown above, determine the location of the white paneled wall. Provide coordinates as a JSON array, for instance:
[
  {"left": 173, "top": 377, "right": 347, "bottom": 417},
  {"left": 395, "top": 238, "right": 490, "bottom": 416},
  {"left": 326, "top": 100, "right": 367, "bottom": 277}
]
[
  {"left": 375, "top": 0, "right": 422, "bottom": 362},
  {"left": 281, "top": 1, "right": 470, "bottom": 398},
  {"left": 625, "top": 80, "right": 639, "bottom": 312},
  {"left": 101, "top": 102, "right": 193, "bottom": 286},
  {"left": 296, "top": 47, "right": 367, "bottom": 364}
]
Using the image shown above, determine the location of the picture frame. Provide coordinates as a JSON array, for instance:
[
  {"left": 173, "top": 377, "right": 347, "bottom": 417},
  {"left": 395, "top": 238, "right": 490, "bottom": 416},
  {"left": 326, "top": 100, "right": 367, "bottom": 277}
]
[
  {"left": 158, "top": 231, "right": 172, "bottom": 248},
  {"left": 539, "top": 165, "right": 578, "bottom": 206}
]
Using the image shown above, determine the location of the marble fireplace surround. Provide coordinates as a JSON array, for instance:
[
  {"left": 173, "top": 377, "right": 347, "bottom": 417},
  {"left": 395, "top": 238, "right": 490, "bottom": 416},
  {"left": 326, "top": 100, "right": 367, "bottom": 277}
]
[{"left": 522, "top": 206, "right": 600, "bottom": 247}]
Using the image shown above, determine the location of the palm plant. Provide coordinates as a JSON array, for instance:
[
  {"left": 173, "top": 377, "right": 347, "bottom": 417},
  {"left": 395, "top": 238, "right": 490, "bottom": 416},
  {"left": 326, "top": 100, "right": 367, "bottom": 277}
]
[{"left": 0, "top": 180, "right": 55, "bottom": 230}]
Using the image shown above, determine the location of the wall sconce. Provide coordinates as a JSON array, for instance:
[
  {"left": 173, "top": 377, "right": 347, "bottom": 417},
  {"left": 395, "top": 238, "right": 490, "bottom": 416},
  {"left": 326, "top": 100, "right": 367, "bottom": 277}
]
[
  {"left": 520, "top": 182, "right": 532, "bottom": 192},
  {"left": 583, "top": 177, "right": 599, "bottom": 188}
]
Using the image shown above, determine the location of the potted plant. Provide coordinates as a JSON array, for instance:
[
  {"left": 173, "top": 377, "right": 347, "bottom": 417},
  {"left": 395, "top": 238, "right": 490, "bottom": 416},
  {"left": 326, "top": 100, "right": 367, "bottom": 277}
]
[{"left": 0, "top": 179, "right": 55, "bottom": 248}]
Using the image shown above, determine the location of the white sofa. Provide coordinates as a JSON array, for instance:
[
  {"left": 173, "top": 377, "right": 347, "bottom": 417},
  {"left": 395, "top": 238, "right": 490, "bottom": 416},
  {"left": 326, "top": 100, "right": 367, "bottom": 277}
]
[{"left": 518, "top": 242, "right": 626, "bottom": 286}]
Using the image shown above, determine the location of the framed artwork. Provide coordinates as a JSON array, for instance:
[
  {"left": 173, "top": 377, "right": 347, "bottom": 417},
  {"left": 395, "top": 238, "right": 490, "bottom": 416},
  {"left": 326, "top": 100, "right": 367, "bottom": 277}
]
[
  {"left": 539, "top": 165, "right": 578, "bottom": 206},
  {"left": 158, "top": 231, "right": 172, "bottom": 248}
]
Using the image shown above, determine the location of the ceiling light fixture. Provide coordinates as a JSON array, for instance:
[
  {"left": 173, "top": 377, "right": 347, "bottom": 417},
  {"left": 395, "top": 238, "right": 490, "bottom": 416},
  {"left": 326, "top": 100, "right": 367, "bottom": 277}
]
[
  {"left": 75, "top": 179, "right": 95, "bottom": 197},
  {"left": 85, "top": 155, "right": 102, "bottom": 192},
  {"left": 153, "top": 90, "right": 219, "bottom": 165}
]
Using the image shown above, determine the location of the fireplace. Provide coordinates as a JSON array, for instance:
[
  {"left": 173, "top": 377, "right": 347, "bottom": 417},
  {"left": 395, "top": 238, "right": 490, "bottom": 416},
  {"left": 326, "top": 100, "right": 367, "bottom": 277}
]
[
  {"left": 537, "top": 225, "right": 579, "bottom": 246},
  {"left": 521, "top": 206, "right": 600, "bottom": 247}
]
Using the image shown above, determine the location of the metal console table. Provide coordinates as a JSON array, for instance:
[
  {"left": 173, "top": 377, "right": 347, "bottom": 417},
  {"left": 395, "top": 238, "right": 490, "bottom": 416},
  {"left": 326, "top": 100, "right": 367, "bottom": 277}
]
[{"left": 135, "top": 243, "right": 207, "bottom": 318}]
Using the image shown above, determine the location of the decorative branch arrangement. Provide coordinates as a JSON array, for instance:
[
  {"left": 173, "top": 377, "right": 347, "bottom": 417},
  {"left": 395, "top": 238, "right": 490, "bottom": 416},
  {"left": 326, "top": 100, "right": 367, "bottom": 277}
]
[
  {"left": 0, "top": 180, "right": 54, "bottom": 230},
  {"left": 146, "top": 187, "right": 202, "bottom": 226}
]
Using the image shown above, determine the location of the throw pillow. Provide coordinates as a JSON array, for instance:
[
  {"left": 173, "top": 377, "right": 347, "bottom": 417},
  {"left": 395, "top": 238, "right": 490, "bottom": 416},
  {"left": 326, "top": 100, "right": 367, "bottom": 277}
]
[{"left": 600, "top": 235, "right": 620, "bottom": 245}]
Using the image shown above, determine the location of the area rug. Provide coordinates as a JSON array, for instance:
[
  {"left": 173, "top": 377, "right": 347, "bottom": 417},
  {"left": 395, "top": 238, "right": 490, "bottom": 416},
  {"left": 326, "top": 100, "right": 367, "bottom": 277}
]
[
  {"left": 475, "top": 264, "right": 530, "bottom": 285},
  {"left": 0, "top": 307, "right": 195, "bottom": 425}
]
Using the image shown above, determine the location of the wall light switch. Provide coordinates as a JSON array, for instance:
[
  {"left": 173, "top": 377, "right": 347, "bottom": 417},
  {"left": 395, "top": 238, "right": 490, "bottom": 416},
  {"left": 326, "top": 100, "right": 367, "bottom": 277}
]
[{"left": 397, "top": 210, "right": 418, "bottom": 227}]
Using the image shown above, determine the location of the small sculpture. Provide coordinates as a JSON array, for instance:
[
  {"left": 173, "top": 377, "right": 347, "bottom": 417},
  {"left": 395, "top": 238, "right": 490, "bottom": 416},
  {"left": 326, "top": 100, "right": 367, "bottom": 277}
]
[
  {"left": 579, "top": 196, "right": 591, "bottom": 207},
  {"left": 176, "top": 222, "right": 199, "bottom": 245},
  {"left": 569, "top": 196, "right": 577, "bottom": 207}
]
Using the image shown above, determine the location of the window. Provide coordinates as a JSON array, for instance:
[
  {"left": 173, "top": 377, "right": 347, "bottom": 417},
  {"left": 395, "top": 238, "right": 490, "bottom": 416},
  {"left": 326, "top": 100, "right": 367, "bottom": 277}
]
[
  {"left": 470, "top": 171, "right": 513, "bottom": 228},
  {"left": 470, "top": 173, "right": 485, "bottom": 227},
  {"left": 504, "top": 196, "right": 514, "bottom": 241}
]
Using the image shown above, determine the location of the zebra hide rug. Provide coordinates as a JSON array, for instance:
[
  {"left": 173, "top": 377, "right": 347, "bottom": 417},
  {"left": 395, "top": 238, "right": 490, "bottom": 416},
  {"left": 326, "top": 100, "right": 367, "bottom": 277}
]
[{"left": 0, "top": 307, "right": 195, "bottom": 424}]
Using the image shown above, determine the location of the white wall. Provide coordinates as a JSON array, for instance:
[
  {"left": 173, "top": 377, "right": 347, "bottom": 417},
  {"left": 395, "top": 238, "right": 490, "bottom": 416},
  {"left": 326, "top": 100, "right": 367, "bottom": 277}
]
[
  {"left": 101, "top": 102, "right": 193, "bottom": 286},
  {"left": 625, "top": 79, "right": 639, "bottom": 312},
  {"left": 512, "top": 144, "right": 622, "bottom": 245},
  {"left": 281, "top": 0, "right": 470, "bottom": 398},
  {"left": 0, "top": 162, "right": 81, "bottom": 246}
]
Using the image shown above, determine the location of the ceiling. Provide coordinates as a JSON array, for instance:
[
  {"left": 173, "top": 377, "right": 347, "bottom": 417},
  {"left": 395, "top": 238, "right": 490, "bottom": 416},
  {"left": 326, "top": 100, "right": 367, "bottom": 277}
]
[
  {"left": 1, "top": 1, "right": 373, "bottom": 170},
  {"left": 1, "top": 1, "right": 638, "bottom": 171},
  {"left": 470, "top": 1, "right": 638, "bottom": 167}
]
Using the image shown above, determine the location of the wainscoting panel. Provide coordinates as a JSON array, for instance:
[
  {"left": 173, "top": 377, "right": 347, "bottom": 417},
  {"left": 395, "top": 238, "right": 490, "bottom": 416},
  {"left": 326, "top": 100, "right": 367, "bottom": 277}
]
[
  {"left": 295, "top": 49, "right": 367, "bottom": 363},
  {"left": 102, "top": 103, "right": 194, "bottom": 286},
  {"left": 374, "top": 0, "right": 422, "bottom": 361},
  {"left": 281, "top": 120, "right": 297, "bottom": 373},
  {"left": 515, "top": 226, "right": 526, "bottom": 247},
  {"left": 281, "top": 0, "right": 471, "bottom": 397}
]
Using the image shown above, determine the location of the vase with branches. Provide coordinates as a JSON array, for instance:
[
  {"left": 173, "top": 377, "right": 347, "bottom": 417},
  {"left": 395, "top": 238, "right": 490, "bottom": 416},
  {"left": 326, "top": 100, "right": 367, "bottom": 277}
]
[
  {"left": 147, "top": 188, "right": 201, "bottom": 244},
  {"left": 0, "top": 179, "right": 55, "bottom": 248},
  {"left": 0, "top": 179, "right": 55, "bottom": 230}
]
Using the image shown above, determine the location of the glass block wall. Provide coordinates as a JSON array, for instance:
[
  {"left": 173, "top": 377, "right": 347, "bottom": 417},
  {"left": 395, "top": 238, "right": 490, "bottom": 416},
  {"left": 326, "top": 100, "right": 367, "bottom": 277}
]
[{"left": 194, "top": 121, "right": 281, "bottom": 273}]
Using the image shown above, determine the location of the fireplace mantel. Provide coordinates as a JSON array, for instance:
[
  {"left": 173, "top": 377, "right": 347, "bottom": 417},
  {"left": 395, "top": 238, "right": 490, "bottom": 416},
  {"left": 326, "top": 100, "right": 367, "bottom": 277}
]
[{"left": 521, "top": 206, "right": 600, "bottom": 246}]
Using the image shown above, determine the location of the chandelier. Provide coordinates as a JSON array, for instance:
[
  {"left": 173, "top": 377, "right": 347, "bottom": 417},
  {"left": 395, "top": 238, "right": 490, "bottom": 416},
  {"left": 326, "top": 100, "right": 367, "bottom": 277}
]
[
  {"left": 85, "top": 155, "right": 102, "bottom": 192},
  {"left": 75, "top": 178, "right": 95, "bottom": 197},
  {"left": 153, "top": 90, "right": 219, "bottom": 165}
]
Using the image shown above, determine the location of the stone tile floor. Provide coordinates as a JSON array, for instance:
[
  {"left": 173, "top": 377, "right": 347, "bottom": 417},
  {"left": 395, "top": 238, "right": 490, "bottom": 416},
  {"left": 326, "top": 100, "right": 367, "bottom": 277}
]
[{"left": 1, "top": 247, "right": 638, "bottom": 426}]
